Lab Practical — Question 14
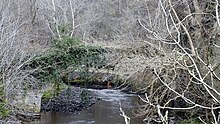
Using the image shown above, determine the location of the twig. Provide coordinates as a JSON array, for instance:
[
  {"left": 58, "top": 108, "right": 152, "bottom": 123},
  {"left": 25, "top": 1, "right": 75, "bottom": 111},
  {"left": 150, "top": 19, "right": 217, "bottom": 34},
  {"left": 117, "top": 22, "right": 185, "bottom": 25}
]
[{"left": 119, "top": 103, "right": 130, "bottom": 124}]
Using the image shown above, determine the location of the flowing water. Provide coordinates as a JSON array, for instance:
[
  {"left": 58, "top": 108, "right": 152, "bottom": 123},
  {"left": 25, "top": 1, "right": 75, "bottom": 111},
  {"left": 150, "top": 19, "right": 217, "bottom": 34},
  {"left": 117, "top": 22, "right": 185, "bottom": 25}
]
[{"left": 40, "top": 89, "right": 144, "bottom": 124}]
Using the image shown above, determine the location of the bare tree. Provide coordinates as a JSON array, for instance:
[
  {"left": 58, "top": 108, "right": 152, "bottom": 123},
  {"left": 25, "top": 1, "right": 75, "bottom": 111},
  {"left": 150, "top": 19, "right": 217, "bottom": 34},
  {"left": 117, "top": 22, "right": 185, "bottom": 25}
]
[
  {"left": 35, "top": 0, "right": 100, "bottom": 39},
  {"left": 0, "top": 0, "right": 48, "bottom": 115},
  {"left": 136, "top": 0, "right": 220, "bottom": 123}
]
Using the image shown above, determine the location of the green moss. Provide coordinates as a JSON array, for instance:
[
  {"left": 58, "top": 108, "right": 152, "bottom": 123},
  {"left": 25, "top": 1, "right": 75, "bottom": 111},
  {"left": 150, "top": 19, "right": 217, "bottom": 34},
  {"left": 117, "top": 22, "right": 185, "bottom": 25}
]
[
  {"left": 71, "top": 79, "right": 85, "bottom": 83},
  {"left": 42, "top": 83, "right": 69, "bottom": 99},
  {"left": 42, "top": 90, "right": 54, "bottom": 99},
  {"left": 59, "top": 83, "right": 69, "bottom": 91}
]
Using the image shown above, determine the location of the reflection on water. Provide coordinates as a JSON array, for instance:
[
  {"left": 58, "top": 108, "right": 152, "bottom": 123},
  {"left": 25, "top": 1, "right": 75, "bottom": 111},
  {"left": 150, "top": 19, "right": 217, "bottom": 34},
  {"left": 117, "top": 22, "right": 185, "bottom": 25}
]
[{"left": 41, "top": 89, "right": 144, "bottom": 124}]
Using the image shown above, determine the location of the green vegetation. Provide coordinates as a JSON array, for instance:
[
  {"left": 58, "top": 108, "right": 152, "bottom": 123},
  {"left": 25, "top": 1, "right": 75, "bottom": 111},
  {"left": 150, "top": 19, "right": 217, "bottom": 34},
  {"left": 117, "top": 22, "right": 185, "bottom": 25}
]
[
  {"left": 42, "top": 90, "right": 54, "bottom": 99},
  {"left": 180, "top": 118, "right": 202, "bottom": 124},
  {"left": 0, "top": 101, "right": 9, "bottom": 118},
  {"left": 58, "top": 23, "right": 72, "bottom": 35},
  {"left": 42, "top": 83, "right": 69, "bottom": 99},
  {"left": 0, "top": 88, "right": 8, "bottom": 118},
  {"left": 1, "top": 0, "right": 219, "bottom": 123},
  {"left": 26, "top": 32, "right": 107, "bottom": 93}
]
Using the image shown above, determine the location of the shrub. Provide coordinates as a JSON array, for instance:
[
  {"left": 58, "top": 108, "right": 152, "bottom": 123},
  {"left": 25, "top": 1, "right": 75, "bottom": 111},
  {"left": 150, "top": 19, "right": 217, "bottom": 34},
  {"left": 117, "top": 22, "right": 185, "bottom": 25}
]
[{"left": 26, "top": 35, "right": 107, "bottom": 89}]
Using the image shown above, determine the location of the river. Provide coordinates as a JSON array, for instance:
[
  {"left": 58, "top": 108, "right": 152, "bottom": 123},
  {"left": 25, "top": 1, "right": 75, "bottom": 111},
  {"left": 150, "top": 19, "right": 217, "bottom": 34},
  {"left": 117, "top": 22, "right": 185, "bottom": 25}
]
[{"left": 40, "top": 89, "right": 145, "bottom": 124}]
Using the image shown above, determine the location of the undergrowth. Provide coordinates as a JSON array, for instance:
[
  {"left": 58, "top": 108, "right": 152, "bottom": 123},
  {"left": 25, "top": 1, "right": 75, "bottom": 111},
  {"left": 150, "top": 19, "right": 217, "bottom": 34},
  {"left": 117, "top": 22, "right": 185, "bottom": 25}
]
[{"left": 26, "top": 35, "right": 107, "bottom": 91}]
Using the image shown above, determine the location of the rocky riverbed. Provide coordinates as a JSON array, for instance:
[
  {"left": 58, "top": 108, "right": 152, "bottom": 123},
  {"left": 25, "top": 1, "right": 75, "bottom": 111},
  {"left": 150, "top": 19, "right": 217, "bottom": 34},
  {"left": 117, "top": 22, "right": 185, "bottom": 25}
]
[{"left": 41, "top": 87, "right": 97, "bottom": 113}]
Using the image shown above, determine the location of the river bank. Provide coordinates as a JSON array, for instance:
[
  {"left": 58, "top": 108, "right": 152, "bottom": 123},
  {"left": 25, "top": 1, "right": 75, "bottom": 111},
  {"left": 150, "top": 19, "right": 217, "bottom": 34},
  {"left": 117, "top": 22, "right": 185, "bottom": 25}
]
[{"left": 41, "top": 87, "right": 97, "bottom": 113}]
